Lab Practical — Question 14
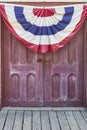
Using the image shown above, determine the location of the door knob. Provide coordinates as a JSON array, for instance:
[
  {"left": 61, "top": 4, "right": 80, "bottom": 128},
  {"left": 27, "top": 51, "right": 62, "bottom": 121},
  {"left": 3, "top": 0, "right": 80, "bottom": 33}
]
[
  {"left": 37, "top": 58, "right": 43, "bottom": 62},
  {"left": 45, "top": 58, "right": 50, "bottom": 63}
]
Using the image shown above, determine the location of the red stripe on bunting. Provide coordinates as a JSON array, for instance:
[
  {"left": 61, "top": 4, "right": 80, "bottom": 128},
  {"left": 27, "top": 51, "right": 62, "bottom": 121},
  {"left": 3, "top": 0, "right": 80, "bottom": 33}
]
[
  {"left": 33, "top": 8, "right": 56, "bottom": 17},
  {"left": 0, "top": 5, "right": 87, "bottom": 53}
]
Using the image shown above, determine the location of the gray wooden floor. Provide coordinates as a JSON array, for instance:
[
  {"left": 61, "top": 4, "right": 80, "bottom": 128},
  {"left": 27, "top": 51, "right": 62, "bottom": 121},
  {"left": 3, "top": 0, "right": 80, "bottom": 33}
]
[{"left": 0, "top": 108, "right": 87, "bottom": 130}]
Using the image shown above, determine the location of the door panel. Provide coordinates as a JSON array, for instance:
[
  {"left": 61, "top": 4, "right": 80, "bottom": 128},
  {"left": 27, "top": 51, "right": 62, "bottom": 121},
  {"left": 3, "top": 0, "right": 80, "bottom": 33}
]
[
  {"left": 2, "top": 23, "right": 84, "bottom": 107},
  {"left": 44, "top": 27, "right": 84, "bottom": 106},
  {"left": 2, "top": 24, "right": 43, "bottom": 106}
]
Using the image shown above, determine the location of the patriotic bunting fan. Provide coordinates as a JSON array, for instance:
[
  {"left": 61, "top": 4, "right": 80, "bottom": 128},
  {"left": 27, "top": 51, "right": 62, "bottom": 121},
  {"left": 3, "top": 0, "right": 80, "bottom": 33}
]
[{"left": 0, "top": 3, "right": 87, "bottom": 53}]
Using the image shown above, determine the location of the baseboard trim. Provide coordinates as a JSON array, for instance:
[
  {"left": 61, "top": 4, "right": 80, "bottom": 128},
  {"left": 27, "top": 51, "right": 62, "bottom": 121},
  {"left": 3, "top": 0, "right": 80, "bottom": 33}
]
[{"left": 1, "top": 107, "right": 86, "bottom": 111}]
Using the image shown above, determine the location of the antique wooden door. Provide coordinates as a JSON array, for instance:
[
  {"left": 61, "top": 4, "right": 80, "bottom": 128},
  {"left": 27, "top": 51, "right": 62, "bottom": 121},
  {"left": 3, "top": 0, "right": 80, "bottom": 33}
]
[
  {"left": 2, "top": 19, "right": 84, "bottom": 107},
  {"left": 2, "top": 23, "right": 44, "bottom": 106},
  {"left": 43, "top": 28, "right": 84, "bottom": 107}
]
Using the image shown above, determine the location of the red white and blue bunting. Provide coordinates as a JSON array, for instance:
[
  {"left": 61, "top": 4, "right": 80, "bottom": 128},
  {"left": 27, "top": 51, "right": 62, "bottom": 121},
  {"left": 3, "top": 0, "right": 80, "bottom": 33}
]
[{"left": 0, "top": 3, "right": 87, "bottom": 53}]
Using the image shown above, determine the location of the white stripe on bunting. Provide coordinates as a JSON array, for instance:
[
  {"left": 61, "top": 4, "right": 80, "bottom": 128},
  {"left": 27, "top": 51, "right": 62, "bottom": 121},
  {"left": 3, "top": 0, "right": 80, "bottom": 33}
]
[{"left": 5, "top": 4, "right": 83, "bottom": 45}]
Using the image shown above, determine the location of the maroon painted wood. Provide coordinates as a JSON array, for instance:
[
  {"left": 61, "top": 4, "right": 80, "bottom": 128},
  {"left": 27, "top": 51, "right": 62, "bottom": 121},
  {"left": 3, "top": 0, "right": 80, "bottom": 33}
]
[
  {"left": 1, "top": 2, "right": 85, "bottom": 107},
  {"left": 43, "top": 27, "right": 84, "bottom": 107},
  {"left": 84, "top": 18, "right": 87, "bottom": 107},
  {"left": 2, "top": 24, "right": 44, "bottom": 106},
  {"left": 0, "top": 15, "right": 1, "bottom": 107},
  {"left": 2, "top": 23, "right": 84, "bottom": 107}
]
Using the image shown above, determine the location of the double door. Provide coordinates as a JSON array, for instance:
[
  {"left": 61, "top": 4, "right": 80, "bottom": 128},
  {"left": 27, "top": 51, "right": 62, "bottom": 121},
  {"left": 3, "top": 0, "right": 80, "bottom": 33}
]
[{"left": 2, "top": 22, "right": 84, "bottom": 107}]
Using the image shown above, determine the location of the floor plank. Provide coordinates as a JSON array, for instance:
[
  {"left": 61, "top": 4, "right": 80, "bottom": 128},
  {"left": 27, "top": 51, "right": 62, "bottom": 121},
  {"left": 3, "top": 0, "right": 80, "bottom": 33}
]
[
  {"left": 0, "top": 109, "right": 87, "bottom": 130},
  {"left": 33, "top": 111, "right": 41, "bottom": 130},
  {"left": 49, "top": 111, "right": 60, "bottom": 130},
  {"left": 41, "top": 111, "right": 50, "bottom": 130},
  {"left": 57, "top": 111, "right": 70, "bottom": 130},
  {"left": 81, "top": 111, "right": 87, "bottom": 123},
  {"left": 65, "top": 111, "right": 80, "bottom": 130},
  {"left": 13, "top": 111, "right": 23, "bottom": 130},
  {"left": 23, "top": 111, "right": 32, "bottom": 130},
  {"left": 0, "top": 110, "right": 8, "bottom": 130},
  {"left": 4, "top": 111, "right": 15, "bottom": 130},
  {"left": 73, "top": 111, "right": 87, "bottom": 130}
]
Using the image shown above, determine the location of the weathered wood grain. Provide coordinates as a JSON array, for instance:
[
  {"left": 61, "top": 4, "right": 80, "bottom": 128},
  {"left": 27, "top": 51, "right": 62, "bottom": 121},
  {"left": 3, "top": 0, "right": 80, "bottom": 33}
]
[
  {"left": 81, "top": 110, "right": 87, "bottom": 123},
  {"left": 57, "top": 111, "right": 70, "bottom": 130},
  {"left": 73, "top": 111, "right": 87, "bottom": 130},
  {"left": 65, "top": 111, "right": 79, "bottom": 130},
  {"left": 0, "top": 110, "right": 87, "bottom": 130},
  {"left": 49, "top": 111, "right": 60, "bottom": 130},
  {"left": 23, "top": 111, "right": 32, "bottom": 130},
  {"left": 33, "top": 111, "right": 41, "bottom": 130},
  {"left": 41, "top": 111, "right": 50, "bottom": 130},
  {"left": 13, "top": 111, "right": 23, "bottom": 130},
  {"left": 4, "top": 111, "right": 15, "bottom": 130},
  {"left": 0, "top": 110, "right": 8, "bottom": 130}
]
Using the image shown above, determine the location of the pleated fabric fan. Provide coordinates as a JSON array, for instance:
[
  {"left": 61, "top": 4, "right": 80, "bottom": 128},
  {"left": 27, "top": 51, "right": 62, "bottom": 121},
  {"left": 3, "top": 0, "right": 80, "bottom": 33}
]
[{"left": 0, "top": 3, "right": 87, "bottom": 53}]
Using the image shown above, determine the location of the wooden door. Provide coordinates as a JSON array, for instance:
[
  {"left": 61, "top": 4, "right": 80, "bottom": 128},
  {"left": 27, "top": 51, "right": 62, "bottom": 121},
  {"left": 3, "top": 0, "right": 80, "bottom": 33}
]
[
  {"left": 2, "top": 21, "right": 84, "bottom": 107},
  {"left": 44, "top": 27, "right": 84, "bottom": 107},
  {"left": 2, "top": 23, "right": 44, "bottom": 106}
]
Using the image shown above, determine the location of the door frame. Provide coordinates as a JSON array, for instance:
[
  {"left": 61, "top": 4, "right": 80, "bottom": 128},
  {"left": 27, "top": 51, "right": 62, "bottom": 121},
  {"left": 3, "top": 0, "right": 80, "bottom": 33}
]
[
  {"left": 0, "top": 2, "right": 87, "bottom": 108},
  {"left": 0, "top": 14, "right": 2, "bottom": 108},
  {"left": 83, "top": 17, "right": 87, "bottom": 107}
]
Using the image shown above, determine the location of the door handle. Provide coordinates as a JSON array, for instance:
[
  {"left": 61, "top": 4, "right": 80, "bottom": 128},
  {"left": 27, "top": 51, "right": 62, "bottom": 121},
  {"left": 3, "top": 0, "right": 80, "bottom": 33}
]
[
  {"left": 45, "top": 58, "right": 50, "bottom": 63},
  {"left": 37, "top": 58, "right": 43, "bottom": 62},
  {"left": 37, "top": 58, "right": 50, "bottom": 63}
]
